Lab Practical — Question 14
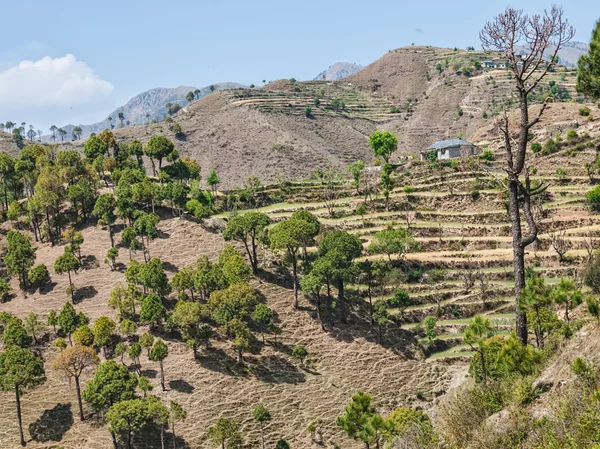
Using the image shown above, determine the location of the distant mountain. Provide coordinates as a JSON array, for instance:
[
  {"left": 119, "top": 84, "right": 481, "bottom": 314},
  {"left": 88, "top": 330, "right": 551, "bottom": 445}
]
[
  {"left": 56, "top": 82, "right": 244, "bottom": 140},
  {"left": 314, "top": 62, "right": 363, "bottom": 81},
  {"left": 514, "top": 40, "right": 589, "bottom": 67}
]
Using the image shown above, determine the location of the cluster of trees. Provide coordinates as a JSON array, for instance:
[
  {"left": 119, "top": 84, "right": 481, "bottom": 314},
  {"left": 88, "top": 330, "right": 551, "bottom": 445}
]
[
  {"left": 0, "top": 131, "right": 223, "bottom": 252},
  {"left": 336, "top": 390, "right": 436, "bottom": 449}
]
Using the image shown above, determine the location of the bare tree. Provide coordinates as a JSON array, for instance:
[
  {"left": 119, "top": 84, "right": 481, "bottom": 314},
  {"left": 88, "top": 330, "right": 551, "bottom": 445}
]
[
  {"left": 478, "top": 272, "right": 490, "bottom": 308},
  {"left": 480, "top": 6, "right": 574, "bottom": 345},
  {"left": 550, "top": 226, "right": 571, "bottom": 263},
  {"left": 322, "top": 167, "right": 340, "bottom": 217},
  {"left": 460, "top": 255, "right": 478, "bottom": 293},
  {"left": 582, "top": 231, "right": 598, "bottom": 263}
]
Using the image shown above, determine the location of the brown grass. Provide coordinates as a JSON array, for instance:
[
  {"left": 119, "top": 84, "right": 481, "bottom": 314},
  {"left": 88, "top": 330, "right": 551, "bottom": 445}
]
[{"left": 0, "top": 214, "right": 462, "bottom": 449}]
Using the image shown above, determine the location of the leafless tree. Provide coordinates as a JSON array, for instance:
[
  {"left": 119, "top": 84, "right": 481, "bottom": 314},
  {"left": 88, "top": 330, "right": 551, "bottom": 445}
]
[
  {"left": 582, "top": 231, "right": 598, "bottom": 263},
  {"left": 550, "top": 226, "right": 571, "bottom": 263},
  {"left": 480, "top": 6, "right": 574, "bottom": 345},
  {"left": 322, "top": 167, "right": 340, "bottom": 217},
  {"left": 478, "top": 272, "right": 490, "bottom": 308},
  {"left": 460, "top": 254, "right": 478, "bottom": 293}
]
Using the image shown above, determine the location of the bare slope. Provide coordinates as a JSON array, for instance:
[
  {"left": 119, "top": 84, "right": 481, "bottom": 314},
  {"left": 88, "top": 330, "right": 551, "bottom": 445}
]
[
  {"left": 0, "top": 215, "right": 460, "bottom": 449},
  {"left": 0, "top": 46, "right": 584, "bottom": 187}
]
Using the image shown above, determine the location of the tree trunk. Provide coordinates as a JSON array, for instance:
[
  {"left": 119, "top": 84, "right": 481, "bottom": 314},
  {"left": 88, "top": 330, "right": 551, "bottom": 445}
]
[
  {"left": 75, "top": 375, "right": 85, "bottom": 421},
  {"left": 160, "top": 360, "right": 166, "bottom": 391},
  {"left": 338, "top": 280, "right": 347, "bottom": 323},
  {"left": 68, "top": 271, "right": 74, "bottom": 302},
  {"left": 260, "top": 423, "right": 265, "bottom": 449},
  {"left": 109, "top": 223, "right": 114, "bottom": 247},
  {"left": 172, "top": 423, "right": 177, "bottom": 449},
  {"left": 111, "top": 431, "right": 118, "bottom": 449},
  {"left": 535, "top": 307, "right": 543, "bottom": 349},
  {"left": 15, "top": 387, "right": 25, "bottom": 447},
  {"left": 565, "top": 303, "right": 570, "bottom": 323},
  {"left": 480, "top": 348, "right": 487, "bottom": 384},
  {"left": 368, "top": 283, "right": 374, "bottom": 324},
  {"left": 508, "top": 179, "right": 528, "bottom": 346},
  {"left": 251, "top": 235, "right": 258, "bottom": 274},
  {"left": 292, "top": 258, "right": 298, "bottom": 308},
  {"left": 315, "top": 293, "right": 325, "bottom": 331},
  {"left": 161, "top": 424, "right": 165, "bottom": 449},
  {"left": 127, "top": 429, "right": 132, "bottom": 449}
]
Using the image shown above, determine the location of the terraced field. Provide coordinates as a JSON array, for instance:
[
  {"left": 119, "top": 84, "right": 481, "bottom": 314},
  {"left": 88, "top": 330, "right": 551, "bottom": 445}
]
[{"left": 223, "top": 140, "right": 599, "bottom": 361}]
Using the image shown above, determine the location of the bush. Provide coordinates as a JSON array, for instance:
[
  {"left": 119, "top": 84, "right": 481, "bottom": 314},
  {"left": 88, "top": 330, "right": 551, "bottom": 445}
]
[
  {"left": 471, "top": 190, "right": 481, "bottom": 200},
  {"left": 388, "top": 289, "right": 410, "bottom": 307},
  {"left": 479, "top": 150, "right": 494, "bottom": 161},
  {"left": 566, "top": 129, "right": 579, "bottom": 140},
  {"left": 587, "top": 185, "right": 600, "bottom": 211},
  {"left": 542, "top": 138, "right": 558, "bottom": 155},
  {"left": 304, "top": 106, "right": 312, "bottom": 117},
  {"left": 186, "top": 200, "right": 211, "bottom": 220},
  {"left": 28, "top": 264, "right": 50, "bottom": 288},
  {"left": 0, "top": 278, "right": 10, "bottom": 301},
  {"left": 530, "top": 142, "right": 542, "bottom": 153},
  {"left": 403, "top": 185, "right": 416, "bottom": 194},
  {"left": 579, "top": 106, "right": 591, "bottom": 116},
  {"left": 584, "top": 255, "right": 600, "bottom": 294},
  {"left": 390, "top": 105, "right": 399, "bottom": 113}
]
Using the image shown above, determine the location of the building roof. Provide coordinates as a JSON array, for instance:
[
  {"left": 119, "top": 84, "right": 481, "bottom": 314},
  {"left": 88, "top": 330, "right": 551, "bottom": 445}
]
[{"left": 427, "top": 138, "right": 473, "bottom": 150}]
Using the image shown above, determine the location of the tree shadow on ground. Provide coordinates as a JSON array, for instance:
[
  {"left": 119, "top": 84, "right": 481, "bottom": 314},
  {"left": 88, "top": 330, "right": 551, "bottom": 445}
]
[
  {"left": 162, "top": 261, "right": 179, "bottom": 273},
  {"left": 74, "top": 285, "right": 98, "bottom": 304},
  {"left": 196, "top": 348, "right": 248, "bottom": 376},
  {"left": 256, "top": 267, "right": 294, "bottom": 290},
  {"left": 80, "top": 255, "right": 99, "bottom": 270},
  {"left": 135, "top": 426, "right": 191, "bottom": 449},
  {"left": 37, "top": 281, "right": 57, "bottom": 295},
  {"left": 29, "top": 403, "right": 73, "bottom": 442},
  {"left": 140, "top": 368, "right": 158, "bottom": 379},
  {"left": 169, "top": 379, "right": 194, "bottom": 394},
  {"left": 246, "top": 354, "right": 306, "bottom": 384}
]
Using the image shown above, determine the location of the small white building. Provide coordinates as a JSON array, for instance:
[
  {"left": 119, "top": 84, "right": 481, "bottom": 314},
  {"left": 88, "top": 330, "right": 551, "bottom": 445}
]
[{"left": 420, "top": 138, "right": 476, "bottom": 161}]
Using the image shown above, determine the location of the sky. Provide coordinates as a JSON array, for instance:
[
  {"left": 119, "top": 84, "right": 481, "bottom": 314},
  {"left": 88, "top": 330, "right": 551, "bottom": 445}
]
[{"left": 0, "top": 0, "right": 597, "bottom": 132}]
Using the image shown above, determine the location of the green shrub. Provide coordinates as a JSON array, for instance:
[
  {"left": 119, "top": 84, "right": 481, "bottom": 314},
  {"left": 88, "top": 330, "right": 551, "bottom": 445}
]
[
  {"left": 479, "top": 150, "right": 494, "bottom": 161},
  {"left": 28, "top": 264, "right": 50, "bottom": 288},
  {"left": 587, "top": 185, "right": 600, "bottom": 211},
  {"left": 530, "top": 142, "right": 542, "bottom": 153},
  {"left": 0, "top": 278, "right": 10, "bottom": 301},
  {"left": 304, "top": 106, "right": 312, "bottom": 117},
  {"left": 542, "top": 138, "right": 558, "bottom": 155},
  {"left": 388, "top": 289, "right": 410, "bottom": 308},
  {"left": 390, "top": 105, "right": 399, "bottom": 113},
  {"left": 579, "top": 106, "right": 591, "bottom": 116},
  {"left": 471, "top": 190, "right": 481, "bottom": 200},
  {"left": 186, "top": 200, "right": 211, "bottom": 219},
  {"left": 566, "top": 129, "right": 579, "bottom": 140},
  {"left": 403, "top": 185, "right": 416, "bottom": 194}
]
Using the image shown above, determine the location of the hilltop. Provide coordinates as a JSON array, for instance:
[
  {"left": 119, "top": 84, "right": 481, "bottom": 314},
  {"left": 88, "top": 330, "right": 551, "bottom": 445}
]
[
  {"left": 0, "top": 46, "right": 584, "bottom": 187},
  {"left": 52, "top": 82, "right": 245, "bottom": 140},
  {"left": 313, "top": 62, "right": 363, "bottom": 80}
]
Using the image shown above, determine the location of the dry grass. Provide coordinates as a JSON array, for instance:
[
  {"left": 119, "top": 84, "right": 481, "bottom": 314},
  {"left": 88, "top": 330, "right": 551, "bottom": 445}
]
[{"left": 0, "top": 214, "right": 462, "bottom": 449}]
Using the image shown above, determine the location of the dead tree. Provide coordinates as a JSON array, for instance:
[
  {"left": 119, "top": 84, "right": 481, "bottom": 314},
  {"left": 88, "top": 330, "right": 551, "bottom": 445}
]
[
  {"left": 478, "top": 272, "right": 490, "bottom": 308},
  {"left": 480, "top": 6, "right": 574, "bottom": 345},
  {"left": 550, "top": 226, "right": 571, "bottom": 263},
  {"left": 582, "top": 231, "right": 598, "bottom": 263},
  {"left": 322, "top": 167, "right": 339, "bottom": 217},
  {"left": 460, "top": 254, "right": 478, "bottom": 293}
]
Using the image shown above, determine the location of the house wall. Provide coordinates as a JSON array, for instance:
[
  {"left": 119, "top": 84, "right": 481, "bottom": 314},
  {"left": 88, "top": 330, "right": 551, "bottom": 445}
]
[{"left": 437, "top": 146, "right": 461, "bottom": 160}]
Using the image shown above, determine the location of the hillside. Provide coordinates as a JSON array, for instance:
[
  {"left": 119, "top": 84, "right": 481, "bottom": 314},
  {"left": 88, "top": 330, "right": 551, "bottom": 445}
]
[
  {"left": 56, "top": 82, "right": 245, "bottom": 140},
  {"left": 313, "top": 62, "right": 363, "bottom": 80},
  {"left": 0, "top": 46, "right": 587, "bottom": 188}
]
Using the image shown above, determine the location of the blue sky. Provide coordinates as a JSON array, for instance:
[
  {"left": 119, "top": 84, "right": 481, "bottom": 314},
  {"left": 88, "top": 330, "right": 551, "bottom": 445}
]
[{"left": 0, "top": 0, "right": 597, "bottom": 132}]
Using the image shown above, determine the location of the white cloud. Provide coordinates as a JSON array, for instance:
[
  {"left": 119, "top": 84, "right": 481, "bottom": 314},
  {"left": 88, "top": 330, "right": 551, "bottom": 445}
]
[{"left": 0, "top": 54, "right": 113, "bottom": 108}]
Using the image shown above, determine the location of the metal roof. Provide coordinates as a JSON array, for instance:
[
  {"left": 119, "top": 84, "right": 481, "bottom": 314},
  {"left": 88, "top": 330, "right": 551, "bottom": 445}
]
[{"left": 427, "top": 138, "right": 473, "bottom": 150}]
